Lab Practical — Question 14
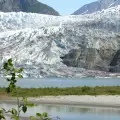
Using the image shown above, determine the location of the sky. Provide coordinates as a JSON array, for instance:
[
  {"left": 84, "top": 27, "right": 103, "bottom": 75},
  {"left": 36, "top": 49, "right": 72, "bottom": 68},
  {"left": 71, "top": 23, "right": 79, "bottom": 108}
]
[{"left": 39, "top": 0, "right": 96, "bottom": 15}]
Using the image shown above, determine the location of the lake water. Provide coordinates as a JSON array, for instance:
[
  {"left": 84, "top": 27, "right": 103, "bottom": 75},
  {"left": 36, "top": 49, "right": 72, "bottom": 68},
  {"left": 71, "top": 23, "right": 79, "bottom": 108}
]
[
  {"left": 1, "top": 77, "right": 120, "bottom": 88},
  {"left": 1, "top": 103, "right": 120, "bottom": 120},
  {"left": 1, "top": 78, "right": 120, "bottom": 120}
]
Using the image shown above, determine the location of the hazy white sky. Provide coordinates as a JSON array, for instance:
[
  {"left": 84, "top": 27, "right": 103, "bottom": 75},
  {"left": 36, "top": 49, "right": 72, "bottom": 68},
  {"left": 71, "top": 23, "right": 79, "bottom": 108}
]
[{"left": 39, "top": 0, "right": 96, "bottom": 15}]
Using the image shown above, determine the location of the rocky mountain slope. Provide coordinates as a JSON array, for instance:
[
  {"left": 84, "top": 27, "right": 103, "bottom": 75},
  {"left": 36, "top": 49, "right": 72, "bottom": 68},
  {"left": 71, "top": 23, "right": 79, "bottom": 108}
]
[
  {"left": 0, "top": 6, "right": 120, "bottom": 78},
  {"left": 0, "top": 0, "right": 59, "bottom": 16},
  {"left": 73, "top": 0, "right": 120, "bottom": 15}
]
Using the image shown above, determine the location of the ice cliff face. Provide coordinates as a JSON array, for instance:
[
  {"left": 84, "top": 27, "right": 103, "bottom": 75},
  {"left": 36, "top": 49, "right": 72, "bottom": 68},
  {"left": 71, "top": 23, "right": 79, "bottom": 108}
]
[
  {"left": 0, "top": 6, "right": 120, "bottom": 78},
  {"left": 73, "top": 0, "right": 120, "bottom": 15}
]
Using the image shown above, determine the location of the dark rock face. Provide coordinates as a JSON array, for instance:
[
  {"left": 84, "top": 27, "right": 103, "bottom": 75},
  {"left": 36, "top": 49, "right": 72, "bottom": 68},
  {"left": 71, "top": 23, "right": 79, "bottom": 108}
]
[
  {"left": 61, "top": 48, "right": 98, "bottom": 69},
  {"left": 73, "top": 0, "right": 120, "bottom": 15},
  {"left": 109, "top": 50, "right": 120, "bottom": 72},
  {"left": 73, "top": 1, "right": 100, "bottom": 15},
  {"left": 0, "top": 0, "right": 21, "bottom": 12},
  {"left": 61, "top": 46, "right": 116, "bottom": 72},
  {"left": 0, "top": 0, "right": 60, "bottom": 16}
]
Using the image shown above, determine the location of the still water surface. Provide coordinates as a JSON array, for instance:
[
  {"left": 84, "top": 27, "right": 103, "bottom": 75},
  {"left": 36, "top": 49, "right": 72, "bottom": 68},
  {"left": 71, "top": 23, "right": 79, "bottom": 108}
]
[
  {"left": 1, "top": 77, "right": 120, "bottom": 88},
  {"left": 1, "top": 78, "right": 120, "bottom": 120},
  {"left": 0, "top": 103, "right": 120, "bottom": 120}
]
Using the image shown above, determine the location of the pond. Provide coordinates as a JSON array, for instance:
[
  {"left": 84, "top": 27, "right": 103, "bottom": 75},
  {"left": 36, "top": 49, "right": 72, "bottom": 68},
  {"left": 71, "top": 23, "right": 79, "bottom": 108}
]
[
  {"left": 1, "top": 103, "right": 120, "bottom": 120},
  {"left": 1, "top": 77, "right": 120, "bottom": 88}
]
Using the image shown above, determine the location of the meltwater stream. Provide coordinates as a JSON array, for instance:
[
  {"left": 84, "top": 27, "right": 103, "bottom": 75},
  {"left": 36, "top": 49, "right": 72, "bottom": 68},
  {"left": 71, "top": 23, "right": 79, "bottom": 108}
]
[
  {"left": 1, "top": 77, "right": 120, "bottom": 88},
  {"left": 1, "top": 103, "right": 120, "bottom": 120}
]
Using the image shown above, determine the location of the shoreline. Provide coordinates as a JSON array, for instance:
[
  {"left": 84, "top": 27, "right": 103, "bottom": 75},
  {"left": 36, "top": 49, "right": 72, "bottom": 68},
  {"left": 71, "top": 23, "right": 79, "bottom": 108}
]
[{"left": 1, "top": 95, "right": 120, "bottom": 108}]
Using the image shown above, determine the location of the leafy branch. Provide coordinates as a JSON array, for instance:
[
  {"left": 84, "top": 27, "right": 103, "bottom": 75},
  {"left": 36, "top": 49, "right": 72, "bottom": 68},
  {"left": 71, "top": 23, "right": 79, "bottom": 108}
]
[{"left": 0, "top": 58, "right": 55, "bottom": 120}]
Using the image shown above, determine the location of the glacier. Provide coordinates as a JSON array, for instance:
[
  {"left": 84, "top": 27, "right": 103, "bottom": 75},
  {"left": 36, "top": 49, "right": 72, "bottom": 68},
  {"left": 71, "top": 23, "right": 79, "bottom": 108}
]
[{"left": 0, "top": 6, "right": 120, "bottom": 78}]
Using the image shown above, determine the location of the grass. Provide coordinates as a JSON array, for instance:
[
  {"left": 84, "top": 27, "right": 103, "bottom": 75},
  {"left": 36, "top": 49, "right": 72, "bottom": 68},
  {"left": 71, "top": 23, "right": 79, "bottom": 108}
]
[{"left": 1, "top": 86, "right": 120, "bottom": 98}]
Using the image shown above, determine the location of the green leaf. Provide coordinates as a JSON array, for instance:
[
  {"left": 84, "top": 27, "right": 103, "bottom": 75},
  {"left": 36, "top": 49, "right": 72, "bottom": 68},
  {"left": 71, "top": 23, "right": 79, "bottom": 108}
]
[
  {"left": 11, "top": 73, "right": 15, "bottom": 77},
  {"left": 6, "top": 109, "right": 12, "bottom": 114},
  {"left": 36, "top": 113, "right": 43, "bottom": 119},
  {"left": 11, "top": 115, "right": 19, "bottom": 120},
  {"left": 19, "top": 68, "right": 24, "bottom": 73},
  {"left": 26, "top": 103, "right": 37, "bottom": 107},
  {"left": 42, "top": 112, "right": 49, "bottom": 117},
  {"left": 0, "top": 110, "right": 3, "bottom": 114},
  {"left": 18, "top": 74, "right": 23, "bottom": 78},
  {"left": 0, "top": 108, "right": 6, "bottom": 112},
  {"left": 6, "top": 87, "right": 11, "bottom": 93},
  {"left": 8, "top": 58, "right": 13, "bottom": 67},
  {"left": 9, "top": 83, "right": 16, "bottom": 90},
  {"left": 3, "top": 63, "right": 8, "bottom": 70},
  {"left": 0, "top": 114, "right": 6, "bottom": 120},
  {"left": 36, "top": 113, "right": 42, "bottom": 117},
  {"left": 15, "top": 68, "right": 24, "bottom": 73},
  {"left": 14, "top": 69, "right": 19, "bottom": 73},
  {"left": 22, "top": 105, "right": 27, "bottom": 113},
  {"left": 8, "top": 58, "right": 12, "bottom": 64},
  {"left": 0, "top": 111, "right": 2, "bottom": 114},
  {"left": 8, "top": 62, "right": 13, "bottom": 67},
  {"left": 7, "top": 78, "right": 11, "bottom": 81},
  {"left": 11, "top": 108, "right": 17, "bottom": 116},
  {"left": 11, "top": 76, "right": 16, "bottom": 81},
  {"left": 13, "top": 80, "right": 17, "bottom": 83},
  {"left": 29, "top": 116, "right": 38, "bottom": 120}
]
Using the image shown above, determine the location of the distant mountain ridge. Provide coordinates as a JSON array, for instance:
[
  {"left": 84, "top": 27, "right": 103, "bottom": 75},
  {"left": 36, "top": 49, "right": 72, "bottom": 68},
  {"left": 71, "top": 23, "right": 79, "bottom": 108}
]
[
  {"left": 0, "top": 0, "right": 60, "bottom": 16},
  {"left": 73, "top": 0, "right": 120, "bottom": 15}
]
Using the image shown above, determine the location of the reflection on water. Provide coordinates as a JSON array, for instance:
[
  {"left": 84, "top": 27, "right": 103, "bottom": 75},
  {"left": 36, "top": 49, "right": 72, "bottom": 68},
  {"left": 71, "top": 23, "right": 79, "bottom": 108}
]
[
  {"left": 1, "top": 77, "right": 120, "bottom": 88},
  {"left": 1, "top": 103, "right": 120, "bottom": 120}
]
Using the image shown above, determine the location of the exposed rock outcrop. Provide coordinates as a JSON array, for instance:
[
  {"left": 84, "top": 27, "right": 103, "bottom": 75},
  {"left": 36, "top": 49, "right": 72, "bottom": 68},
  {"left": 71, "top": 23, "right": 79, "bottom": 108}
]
[
  {"left": 0, "top": 0, "right": 60, "bottom": 16},
  {"left": 73, "top": 0, "right": 120, "bottom": 15},
  {"left": 109, "top": 49, "right": 120, "bottom": 72},
  {"left": 61, "top": 42, "right": 117, "bottom": 72}
]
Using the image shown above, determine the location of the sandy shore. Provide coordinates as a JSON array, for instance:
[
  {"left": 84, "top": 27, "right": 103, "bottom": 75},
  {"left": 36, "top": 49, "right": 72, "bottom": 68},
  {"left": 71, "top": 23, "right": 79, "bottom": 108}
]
[{"left": 1, "top": 95, "right": 120, "bottom": 108}]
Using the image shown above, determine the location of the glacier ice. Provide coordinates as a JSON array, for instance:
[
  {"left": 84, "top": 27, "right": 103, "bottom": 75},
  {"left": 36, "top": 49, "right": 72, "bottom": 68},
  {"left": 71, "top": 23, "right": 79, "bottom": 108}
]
[{"left": 0, "top": 6, "right": 120, "bottom": 78}]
